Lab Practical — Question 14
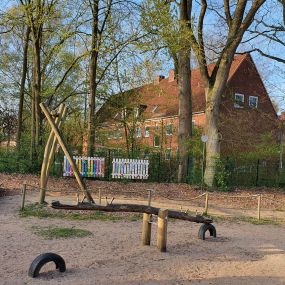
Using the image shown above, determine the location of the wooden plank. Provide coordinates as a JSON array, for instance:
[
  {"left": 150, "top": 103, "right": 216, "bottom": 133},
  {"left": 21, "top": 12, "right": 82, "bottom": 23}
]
[{"left": 40, "top": 103, "right": 94, "bottom": 203}]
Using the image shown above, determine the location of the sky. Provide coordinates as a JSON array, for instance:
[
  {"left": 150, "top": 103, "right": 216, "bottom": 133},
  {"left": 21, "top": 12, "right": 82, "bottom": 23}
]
[{"left": 0, "top": 0, "right": 284, "bottom": 113}]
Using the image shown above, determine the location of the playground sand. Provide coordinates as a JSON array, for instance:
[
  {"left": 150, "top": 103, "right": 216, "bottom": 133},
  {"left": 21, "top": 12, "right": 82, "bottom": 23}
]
[{"left": 1, "top": 194, "right": 285, "bottom": 285}]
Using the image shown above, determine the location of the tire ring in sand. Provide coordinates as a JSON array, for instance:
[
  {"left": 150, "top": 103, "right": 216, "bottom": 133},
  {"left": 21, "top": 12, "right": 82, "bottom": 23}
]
[
  {"left": 198, "top": 223, "right": 217, "bottom": 240},
  {"left": 28, "top": 252, "right": 66, "bottom": 278}
]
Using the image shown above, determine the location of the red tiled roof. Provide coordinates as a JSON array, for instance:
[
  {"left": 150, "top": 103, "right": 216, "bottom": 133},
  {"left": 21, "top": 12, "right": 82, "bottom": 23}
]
[{"left": 134, "top": 54, "right": 248, "bottom": 119}]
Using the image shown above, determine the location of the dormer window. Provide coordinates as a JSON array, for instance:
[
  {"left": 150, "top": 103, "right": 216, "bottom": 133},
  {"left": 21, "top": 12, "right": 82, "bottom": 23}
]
[
  {"left": 234, "top": 93, "right": 244, "bottom": 108},
  {"left": 152, "top": 105, "right": 158, "bottom": 113},
  {"left": 249, "top": 96, "right": 258, "bottom": 108}
]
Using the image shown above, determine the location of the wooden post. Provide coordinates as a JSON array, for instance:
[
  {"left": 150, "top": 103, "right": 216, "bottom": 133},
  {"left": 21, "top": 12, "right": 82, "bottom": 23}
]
[
  {"left": 98, "top": 188, "right": 102, "bottom": 205},
  {"left": 45, "top": 106, "right": 67, "bottom": 177},
  {"left": 147, "top": 189, "right": 152, "bottom": 206},
  {"left": 157, "top": 209, "right": 168, "bottom": 252},
  {"left": 21, "top": 183, "right": 27, "bottom": 211},
  {"left": 39, "top": 104, "right": 66, "bottom": 204},
  {"left": 40, "top": 103, "right": 94, "bottom": 203},
  {"left": 257, "top": 195, "right": 261, "bottom": 220},
  {"left": 204, "top": 192, "right": 209, "bottom": 215},
  {"left": 142, "top": 213, "right": 152, "bottom": 245}
]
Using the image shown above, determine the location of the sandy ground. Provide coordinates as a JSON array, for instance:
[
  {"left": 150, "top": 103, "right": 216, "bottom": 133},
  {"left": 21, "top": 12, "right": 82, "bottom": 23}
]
[{"left": 1, "top": 194, "right": 285, "bottom": 285}]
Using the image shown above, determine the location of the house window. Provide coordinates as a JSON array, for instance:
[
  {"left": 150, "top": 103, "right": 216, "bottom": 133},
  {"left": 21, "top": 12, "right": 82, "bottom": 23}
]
[
  {"left": 144, "top": 126, "right": 150, "bottom": 137},
  {"left": 134, "top": 107, "right": 139, "bottom": 118},
  {"left": 152, "top": 105, "right": 158, "bottom": 113},
  {"left": 165, "top": 148, "right": 171, "bottom": 160},
  {"left": 249, "top": 96, "right": 258, "bottom": 108},
  {"left": 192, "top": 121, "right": 195, "bottom": 128},
  {"left": 153, "top": 136, "right": 160, "bottom": 147},
  {"left": 166, "top": 124, "right": 173, "bottom": 136},
  {"left": 113, "top": 130, "right": 119, "bottom": 139},
  {"left": 136, "top": 127, "right": 142, "bottom": 138},
  {"left": 234, "top": 93, "right": 244, "bottom": 108},
  {"left": 114, "top": 130, "right": 122, "bottom": 139}
]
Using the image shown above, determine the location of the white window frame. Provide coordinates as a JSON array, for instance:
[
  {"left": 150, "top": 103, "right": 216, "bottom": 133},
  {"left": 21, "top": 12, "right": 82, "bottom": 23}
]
[
  {"left": 166, "top": 124, "right": 173, "bottom": 136},
  {"left": 234, "top": 93, "right": 244, "bottom": 108},
  {"left": 136, "top": 127, "right": 142, "bottom": 138},
  {"left": 144, "top": 126, "right": 150, "bottom": 137},
  {"left": 134, "top": 107, "right": 139, "bottom": 118},
  {"left": 249, "top": 96, "right": 258, "bottom": 108},
  {"left": 153, "top": 135, "right": 160, "bottom": 147}
]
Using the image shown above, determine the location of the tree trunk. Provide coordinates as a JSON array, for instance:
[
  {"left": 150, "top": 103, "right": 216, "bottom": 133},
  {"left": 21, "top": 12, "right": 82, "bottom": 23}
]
[
  {"left": 30, "top": 34, "right": 42, "bottom": 165},
  {"left": 51, "top": 201, "right": 213, "bottom": 224},
  {"left": 177, "top": 0, "right": 192, "bottom": 183},
  {"left": 87, "top": 0, "right": 99, "bottom": 157},
  {"left": 17, "top": 26, "right": 30, "bottom": 151},
  {"left": 203, "top": 55, "right": 234, "bottom": 187},
  {"left": 203, "top": 90, "right": 220, "bottom": 187}
]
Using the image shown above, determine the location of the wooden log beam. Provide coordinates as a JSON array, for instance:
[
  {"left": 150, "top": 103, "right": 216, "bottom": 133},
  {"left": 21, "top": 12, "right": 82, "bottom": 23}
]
[
  {"left": 40, "top": 104, "right": 66, "bottom": 204},
  {"left": 45, "top": 105, "right": 67, "bottom": 179},
  {"left": 40, "top": 103, "right": 94, "bottom": 203},
  {"left": 51, "top": 201, "right": 213, "bottom": 224}
]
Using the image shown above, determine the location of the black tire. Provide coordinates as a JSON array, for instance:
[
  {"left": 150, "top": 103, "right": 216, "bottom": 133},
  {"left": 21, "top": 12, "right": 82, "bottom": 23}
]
[
  {"left": 28, "top": 252, "right": 66, "bottom": 278},
  {"left": 198, "top": 223, "right": 217, "bottom": 240}
]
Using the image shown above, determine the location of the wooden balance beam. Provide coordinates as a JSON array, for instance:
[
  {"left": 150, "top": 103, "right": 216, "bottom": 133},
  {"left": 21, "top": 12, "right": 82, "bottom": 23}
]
[{"left": 51, "top": 201, "right": 213, "bottom": 224}]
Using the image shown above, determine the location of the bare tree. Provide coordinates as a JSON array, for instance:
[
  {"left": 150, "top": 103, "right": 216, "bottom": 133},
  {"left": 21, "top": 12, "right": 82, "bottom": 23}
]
[{"left": 186, "top": 0, "right": 266, "bottom": 187}]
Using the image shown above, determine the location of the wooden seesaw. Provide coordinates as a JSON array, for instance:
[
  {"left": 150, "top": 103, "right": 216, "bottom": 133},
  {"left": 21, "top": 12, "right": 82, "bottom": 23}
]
[
  {"left": 51, "top": 200, "right": 216, "bottom": 252},
  {"left": 40, "top": 103, "right": 216, "bottom": 252}
]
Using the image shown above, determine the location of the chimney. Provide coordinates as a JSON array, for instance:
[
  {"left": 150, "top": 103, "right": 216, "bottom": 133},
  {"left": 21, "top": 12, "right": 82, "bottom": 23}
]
[
  {"left": 154, "top": 75, "right": 165, "bottom": 85},
  {"left": 168, "top": 70, "right": 175, "bottom": 82}
]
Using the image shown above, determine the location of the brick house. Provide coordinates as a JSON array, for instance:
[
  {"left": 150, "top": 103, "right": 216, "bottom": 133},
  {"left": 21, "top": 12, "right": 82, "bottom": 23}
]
[{"left": 96, "top": 54, "right": 278, "bottom": 158}]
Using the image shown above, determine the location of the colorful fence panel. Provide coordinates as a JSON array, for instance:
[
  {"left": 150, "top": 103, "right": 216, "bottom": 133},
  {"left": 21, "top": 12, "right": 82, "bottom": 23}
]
[
  {"left": 63, "top": 156, "right": 105, "bottom": 178},
  {"left": 112, "top": 158, "right": 149, "bottom": 179}
]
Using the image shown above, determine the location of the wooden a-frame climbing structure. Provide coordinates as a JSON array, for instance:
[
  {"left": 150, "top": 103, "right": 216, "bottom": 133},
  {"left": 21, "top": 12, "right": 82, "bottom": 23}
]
[{"left": 39, "top": 103, "right": 94, "bottom": 204}]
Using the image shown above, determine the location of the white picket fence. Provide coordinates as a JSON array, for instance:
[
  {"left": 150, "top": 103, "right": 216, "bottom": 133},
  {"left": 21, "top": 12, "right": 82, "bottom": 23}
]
[
  {"left": 63, "top": 156, "right": 105, "bottom": 178},
  {"left": 112, "top": 158, "right": 149, "bottom": 179}
]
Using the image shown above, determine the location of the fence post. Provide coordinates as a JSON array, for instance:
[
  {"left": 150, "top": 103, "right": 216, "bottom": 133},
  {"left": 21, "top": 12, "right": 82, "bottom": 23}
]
[
  {"left": 157, "top": 209, "right": 168, "bottom": 252},
  {"left": 157, "top": 153, "right": 161, "bottom": 183},
  {"left": 108, "top": 149, "right": 111, "bottom": 180},
  {"left": 21, "top": 183, "right": 27, "bottom": 211},
  {"left": 204, "top": 192, "right": 209, "bottom": 215},
  {"left": 98, "top": 188, "right": 102, "bottom": 205},
  {"left": 255, "top": 159, "right": 260, "bottom": 186},
  {"left": 147, "top": 189, "right": 152, "bottom": 206},
  {"left": 257, "top": 194, "right": 261, "bottom": 220},
  {"left": 142, "top": 213, "right": 152, "bottom": 245}
]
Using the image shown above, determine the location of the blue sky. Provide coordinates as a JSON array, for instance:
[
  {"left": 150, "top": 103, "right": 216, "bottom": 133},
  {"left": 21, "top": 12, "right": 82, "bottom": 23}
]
[{"left": 0, "top": 0, "right": 284, "bottom": 113}]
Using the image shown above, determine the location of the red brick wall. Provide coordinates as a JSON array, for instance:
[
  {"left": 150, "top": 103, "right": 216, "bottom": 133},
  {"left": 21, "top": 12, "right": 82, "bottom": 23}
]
[{"left": 219, "top": 56, "right": 278, "bottom": 155}]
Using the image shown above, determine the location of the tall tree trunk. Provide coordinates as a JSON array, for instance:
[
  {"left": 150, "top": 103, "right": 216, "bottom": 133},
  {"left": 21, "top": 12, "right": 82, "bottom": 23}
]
[
  {"left": 177, "top": 0, "right": 192, "bottom": 183},
  {"left": 203, "top": 89, "right": 220, "bottom": 187},
  {"left": 17, "top": 26, "right": 30, "bottom": 151},
  {"left": 31, "top": 35, "right": 42, "bottom": 163},
  {"left": 87, "top": 0, "right": 99, "bottom": 157},
  {"left": 203, "top": 55, "right": 234, "bottom": 187}
]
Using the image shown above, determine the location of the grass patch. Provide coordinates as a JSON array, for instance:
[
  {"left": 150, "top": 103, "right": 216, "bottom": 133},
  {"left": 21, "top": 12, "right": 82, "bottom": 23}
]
[
  {"left": 32, "top": 226, "right": 92, "bottom": 239},
  {"left": 20, "top": 203, "right": 141, "bottom": 221},
  {"left": 210, "top": 214, "right": 284, "bottom": 225}
]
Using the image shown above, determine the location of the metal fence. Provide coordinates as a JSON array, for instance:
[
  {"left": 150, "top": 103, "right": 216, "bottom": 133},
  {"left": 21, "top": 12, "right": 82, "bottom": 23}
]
[{"left": 1, "top": 146, "right": 285, "bottom": 188}]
